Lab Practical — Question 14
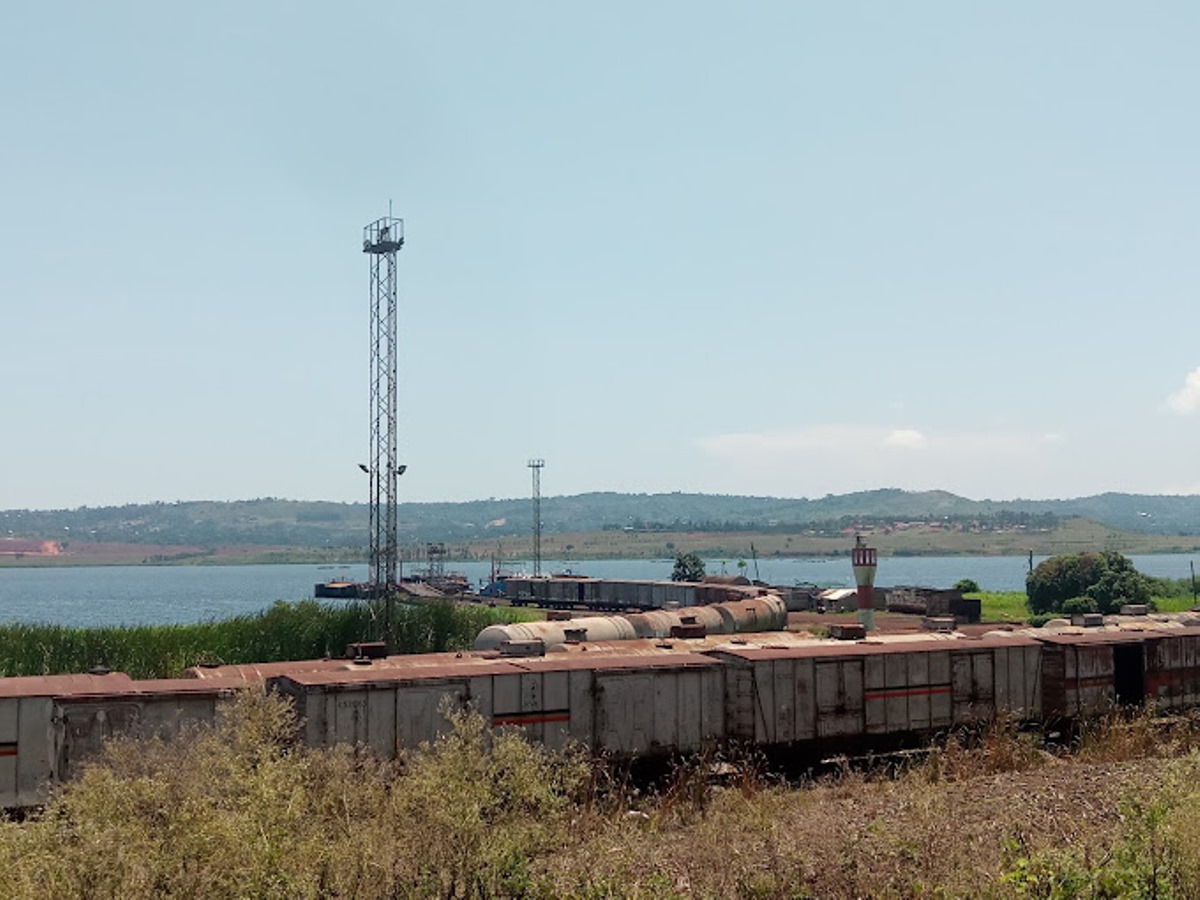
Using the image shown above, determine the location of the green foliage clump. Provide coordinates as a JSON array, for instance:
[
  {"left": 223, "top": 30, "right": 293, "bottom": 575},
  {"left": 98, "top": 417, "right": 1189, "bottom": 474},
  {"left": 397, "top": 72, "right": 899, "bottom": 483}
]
[
  {"left": 0, "top": 600, "right": 527, "bottom": 680},
  {"left": 953, "top": 578, "right": 981, "bottom": 594},
  {"left": 1026, "top": 551, "right": 1152, "bottom": 616},
  {"left": 1061, "top": 596, "right": 1098, "bottom": 616},
  {"left": 671, "top": 551, "right": 706, "bottom": 582},
  {"left": 0, "top": 691, "right": 589, "bottom": 899}
]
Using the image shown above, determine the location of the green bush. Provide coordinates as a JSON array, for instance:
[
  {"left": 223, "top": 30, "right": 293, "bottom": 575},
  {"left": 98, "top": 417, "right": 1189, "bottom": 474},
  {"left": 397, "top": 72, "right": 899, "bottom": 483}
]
[
  {"left": 1026, "top": 551, "right": 1152, "bottom": 616},
  {"left": 671, "top": 551, "right": 706, "bottom": 582},
  {"left": 1061, "top": 596, "right": 1098, "bottom": 616},
  {"left": 953, "top": 578, "right": 981, "bottom": 594}
]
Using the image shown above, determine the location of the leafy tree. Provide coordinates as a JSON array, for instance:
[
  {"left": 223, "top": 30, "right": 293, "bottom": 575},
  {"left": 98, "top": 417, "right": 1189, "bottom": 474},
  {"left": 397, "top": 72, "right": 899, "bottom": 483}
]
[
  {"left": 671, "top": 551, "right": 706, "bottom": 583},
  {"left": 954, "top": 578, "right": 981, "bottom": 594},
  {"left": 1061, "top": 596, "right": 1097, "bottom": 616},
  {"left": 1026, "top": 551, "right": 1152, "bottom": 616}
]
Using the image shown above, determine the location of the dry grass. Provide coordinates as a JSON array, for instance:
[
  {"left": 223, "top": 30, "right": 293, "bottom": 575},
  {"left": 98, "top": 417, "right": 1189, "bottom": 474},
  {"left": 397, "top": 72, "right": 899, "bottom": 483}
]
[{"left": 5, "top": 701, "right": 1200, "bottom": 898}]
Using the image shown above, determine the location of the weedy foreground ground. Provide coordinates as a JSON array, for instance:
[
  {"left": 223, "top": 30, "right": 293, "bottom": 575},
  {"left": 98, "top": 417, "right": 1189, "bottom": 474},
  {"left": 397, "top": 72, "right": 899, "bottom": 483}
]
[{"left": 4, "top": 693, "right": 1200, "bottom": 898}]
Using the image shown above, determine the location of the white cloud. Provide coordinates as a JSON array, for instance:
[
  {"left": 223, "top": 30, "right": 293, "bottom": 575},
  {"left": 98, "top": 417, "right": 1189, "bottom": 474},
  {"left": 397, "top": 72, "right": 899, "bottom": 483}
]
[
  {"left": 884, "top": 429, "right": 926, "bottom": 450},
  {"left": 1166, "top": 367, "right": 1200, "bottom": 415}
]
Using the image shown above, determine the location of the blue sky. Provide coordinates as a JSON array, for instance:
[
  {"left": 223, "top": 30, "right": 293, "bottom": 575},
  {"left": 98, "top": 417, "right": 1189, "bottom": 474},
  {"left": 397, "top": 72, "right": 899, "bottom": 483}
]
[{"left": 3, "top": 2, "right": 1198, "bottom": 509}]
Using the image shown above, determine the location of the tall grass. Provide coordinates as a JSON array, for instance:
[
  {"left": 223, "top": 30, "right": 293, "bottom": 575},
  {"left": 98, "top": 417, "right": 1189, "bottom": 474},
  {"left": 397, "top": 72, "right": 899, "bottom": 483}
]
[
  {"left": 972, "top": 590, "right": 1029, "bottom": 623},
  {"left": 6, "top": 698, "right": 1200, "bottom": 898},
  {"left": 0, "top": 600, "right": 529, "bottom": 680},
  {"left": 975, "top": 586, "right": 1200, "bottom": 622}
]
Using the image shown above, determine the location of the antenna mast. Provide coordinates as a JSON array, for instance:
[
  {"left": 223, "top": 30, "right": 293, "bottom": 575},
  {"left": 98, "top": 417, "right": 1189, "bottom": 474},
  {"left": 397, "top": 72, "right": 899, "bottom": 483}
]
[
  {"left": 528, "top": 459, "right": 545, "bottom": 576},
  {"left": 363, "top": 214, "right": 405, "bottom": 623}
]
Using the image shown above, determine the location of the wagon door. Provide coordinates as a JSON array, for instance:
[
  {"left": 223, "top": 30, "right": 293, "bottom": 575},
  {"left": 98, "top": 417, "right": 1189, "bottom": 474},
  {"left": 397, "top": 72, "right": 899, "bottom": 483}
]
[
  {"left": 815, "top": 658, "right": 864, "bottom": 738},
  {"left": 1113, "top": 643, "right": 1145, "bottom": 708},
  {"left": 594, "top": 672, "right": 655, "bottom": 753},
  {"left": 952, "top": 651, "right": 995, "bottom": 724},
  {"left": 55, "top": 700, "right": 141, "bottom": 782}
]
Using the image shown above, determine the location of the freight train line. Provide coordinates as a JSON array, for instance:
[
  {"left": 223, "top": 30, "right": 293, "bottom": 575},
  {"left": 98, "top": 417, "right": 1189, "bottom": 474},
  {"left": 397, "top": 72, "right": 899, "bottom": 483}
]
[{"left": 4, "top": 614, "right": 1200, "bottom": 810}]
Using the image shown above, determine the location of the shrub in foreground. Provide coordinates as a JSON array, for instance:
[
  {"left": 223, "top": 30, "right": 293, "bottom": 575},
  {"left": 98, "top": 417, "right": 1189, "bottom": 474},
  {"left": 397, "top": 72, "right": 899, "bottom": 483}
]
[
  {"left": 9, "top": 697, "right": 1200, "bottom": 897},
  {"left": 0, "top": 691, "right": 588, "bottom": 899}
]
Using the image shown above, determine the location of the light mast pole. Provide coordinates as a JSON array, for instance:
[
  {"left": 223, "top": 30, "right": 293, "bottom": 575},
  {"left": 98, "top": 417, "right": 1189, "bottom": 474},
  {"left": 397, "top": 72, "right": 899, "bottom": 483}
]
[
  {"left": 528, "top": 459, "right": 544, "bottom": 576},
  {"left": 363, "top": 215, "right": 404, "bottom": 643}
]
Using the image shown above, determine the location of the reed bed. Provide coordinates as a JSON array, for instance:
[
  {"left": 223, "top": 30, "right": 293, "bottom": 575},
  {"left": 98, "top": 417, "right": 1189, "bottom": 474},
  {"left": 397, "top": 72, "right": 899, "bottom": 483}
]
[{"left": 0, "top": 600, "right": 525, "bottom": 680}]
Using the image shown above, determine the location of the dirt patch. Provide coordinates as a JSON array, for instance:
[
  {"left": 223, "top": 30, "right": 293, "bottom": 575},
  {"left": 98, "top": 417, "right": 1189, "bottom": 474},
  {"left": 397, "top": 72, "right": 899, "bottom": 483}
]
[{"left": 0, "top": 542, "right": 297, "bottom": 566}]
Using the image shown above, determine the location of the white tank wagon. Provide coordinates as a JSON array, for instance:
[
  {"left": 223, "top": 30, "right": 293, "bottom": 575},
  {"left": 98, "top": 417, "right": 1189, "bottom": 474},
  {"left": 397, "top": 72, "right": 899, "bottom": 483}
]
[
  {"left": 474, "top": 595, "right": 788, "bottom": 652},
  {"left": 268, "top": 651, "right": 726, "bottom": 758},
  {"left": 474, "top": 616, "right": 639, "bottom": 652}
]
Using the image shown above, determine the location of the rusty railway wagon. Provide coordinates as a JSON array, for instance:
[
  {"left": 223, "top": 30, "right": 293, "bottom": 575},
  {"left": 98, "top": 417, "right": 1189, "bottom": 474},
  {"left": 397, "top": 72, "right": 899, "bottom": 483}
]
[
  {"left": 271, "top": 651, "right": 726, "bottom": 758},
  {"left": 6, "top": 626, "right": 1200, "bottom": 808},
  {"left": 502, "top": 576, "right": 769, "bottom": 611},
  {"left": 0, "top": 674, "right": 239, "bottom": 809}
]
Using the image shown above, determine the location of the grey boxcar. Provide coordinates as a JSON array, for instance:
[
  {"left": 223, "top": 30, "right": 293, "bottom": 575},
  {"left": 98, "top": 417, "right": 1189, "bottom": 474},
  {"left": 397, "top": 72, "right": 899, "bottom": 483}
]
[
  {"left": 0, "top": 673, "right": 134, "bottom": 808},
  {"left": 270, "top": 651, "right": 725, "bottom": 758},
  {"left": 712, "top": 635, "right": 1043, "bottom": 747}
]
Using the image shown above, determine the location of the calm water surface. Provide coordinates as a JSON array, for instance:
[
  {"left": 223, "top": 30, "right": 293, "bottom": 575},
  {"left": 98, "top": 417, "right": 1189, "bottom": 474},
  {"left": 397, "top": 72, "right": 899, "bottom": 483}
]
[{"left": 0, "top": 554, "right": 1195, "bottom": 627}]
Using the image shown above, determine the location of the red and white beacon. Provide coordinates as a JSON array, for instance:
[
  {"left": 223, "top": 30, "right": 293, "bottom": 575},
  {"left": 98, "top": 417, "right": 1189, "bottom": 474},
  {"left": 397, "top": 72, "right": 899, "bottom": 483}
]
[{"left": 851, "top": 534, "right": 878, "bottom": 632}]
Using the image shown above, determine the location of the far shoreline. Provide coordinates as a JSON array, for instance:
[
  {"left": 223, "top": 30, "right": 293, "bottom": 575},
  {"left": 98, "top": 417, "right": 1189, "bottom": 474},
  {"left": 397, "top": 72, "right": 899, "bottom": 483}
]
[{"left": 2, "top": 520, "right": 1199, "bottom": 569}]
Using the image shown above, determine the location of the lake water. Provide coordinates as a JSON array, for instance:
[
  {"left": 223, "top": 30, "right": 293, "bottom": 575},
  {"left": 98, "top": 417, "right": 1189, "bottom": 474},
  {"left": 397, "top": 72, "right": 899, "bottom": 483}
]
[{"left": 0, "top": 554, "right": 1195, "bottom": 628}]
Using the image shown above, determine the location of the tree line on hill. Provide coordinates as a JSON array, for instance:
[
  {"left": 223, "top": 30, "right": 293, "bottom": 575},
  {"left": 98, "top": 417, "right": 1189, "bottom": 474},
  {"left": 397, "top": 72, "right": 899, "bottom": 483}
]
[{"left": 1, "top": 489, "right": 1197, "bottom": 548}]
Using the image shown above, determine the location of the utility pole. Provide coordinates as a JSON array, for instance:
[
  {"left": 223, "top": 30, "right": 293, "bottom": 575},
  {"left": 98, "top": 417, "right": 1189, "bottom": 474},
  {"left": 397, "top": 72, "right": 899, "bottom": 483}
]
[{"left": 528, "top": 459, "right": 544, "bottom": 576}]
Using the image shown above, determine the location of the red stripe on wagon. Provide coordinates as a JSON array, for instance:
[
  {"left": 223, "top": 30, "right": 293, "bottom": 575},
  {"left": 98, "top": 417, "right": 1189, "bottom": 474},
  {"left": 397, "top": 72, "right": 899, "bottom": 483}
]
[{"left": 0, "top": 744, "right": 16, "bottom": 757}]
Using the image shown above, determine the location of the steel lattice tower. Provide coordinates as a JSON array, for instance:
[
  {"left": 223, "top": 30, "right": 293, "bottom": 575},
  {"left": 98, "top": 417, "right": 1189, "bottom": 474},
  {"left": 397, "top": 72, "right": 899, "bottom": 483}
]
[
  {"left": 363, "top": 216, "right": 405, "bottom": 604},
  {"left": 528, "top": 459, "right": 544, "bottom": 576}
]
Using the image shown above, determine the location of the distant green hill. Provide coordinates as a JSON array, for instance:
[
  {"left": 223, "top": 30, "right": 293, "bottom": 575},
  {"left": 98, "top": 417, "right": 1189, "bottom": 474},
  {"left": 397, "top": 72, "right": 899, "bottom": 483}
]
[{"left": 2, "top": 490, "right": 1198, "bottom": 549}]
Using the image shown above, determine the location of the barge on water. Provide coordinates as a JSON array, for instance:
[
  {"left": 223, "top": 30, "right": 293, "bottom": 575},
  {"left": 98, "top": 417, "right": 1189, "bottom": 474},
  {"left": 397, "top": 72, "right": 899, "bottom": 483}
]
[{"left": 314, "top": 581, "right": 370, "bottom": 599}]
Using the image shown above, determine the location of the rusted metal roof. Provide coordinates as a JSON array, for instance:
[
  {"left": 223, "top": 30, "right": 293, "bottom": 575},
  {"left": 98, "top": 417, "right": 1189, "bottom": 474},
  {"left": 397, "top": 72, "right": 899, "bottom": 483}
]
[
  {"left": 53, "top": 678, "right": 243, "bottom": 701},
  {"left": 513, "top": 653, "right": 721, "bottom": 673},
  {"left": 185, "top": 652, "right": 496, "bottom": 681},
  {"left": 1033, "top": 626, "right": 1200, "bottom": 646},
  {"left": 273, "top": 650, "right": 722, "bottom": 688},
  {"left": 0, "top": 672, "right": 135, "bottom": 698},
  {"left": 711, "top": 634, "right": 1041, "bottom": 662},
  {"left": 184, "top": 658, "right": 358, "bottom": 680},
  {"left": 274, "top": 658, "right": 527, "bottom": 687}
]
